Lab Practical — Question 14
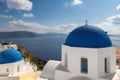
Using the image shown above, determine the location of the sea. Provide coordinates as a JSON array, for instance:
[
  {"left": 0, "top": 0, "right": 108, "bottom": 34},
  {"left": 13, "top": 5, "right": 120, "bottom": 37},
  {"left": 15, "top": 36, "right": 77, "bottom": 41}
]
[{"left": 0, "top": 34, "right": 120, "bottom": 61}]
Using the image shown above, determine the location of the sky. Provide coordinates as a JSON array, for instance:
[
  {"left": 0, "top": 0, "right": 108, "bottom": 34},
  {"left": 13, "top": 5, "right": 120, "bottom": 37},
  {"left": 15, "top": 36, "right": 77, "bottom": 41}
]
[{"left": 0, "top": 0, "right": 120, "bottom": 34}]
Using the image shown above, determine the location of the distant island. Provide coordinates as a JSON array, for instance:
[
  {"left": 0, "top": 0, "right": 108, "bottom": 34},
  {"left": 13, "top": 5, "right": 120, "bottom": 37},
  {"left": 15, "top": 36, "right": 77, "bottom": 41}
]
[
  {"left": 0, "top": 31, "right": 66, "bottom": 38},
  {"left": 0, "top": 31, "right": 40, "bottom": 38}
]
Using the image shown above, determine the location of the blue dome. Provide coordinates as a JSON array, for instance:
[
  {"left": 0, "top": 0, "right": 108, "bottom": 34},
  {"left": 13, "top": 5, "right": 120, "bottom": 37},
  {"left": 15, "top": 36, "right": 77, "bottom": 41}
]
[
  {"left": 65, "top": 25, "right": 112, "bottom": 48},
  {"left": 0, "top": 48, "right": 23, "bottom": 64}
]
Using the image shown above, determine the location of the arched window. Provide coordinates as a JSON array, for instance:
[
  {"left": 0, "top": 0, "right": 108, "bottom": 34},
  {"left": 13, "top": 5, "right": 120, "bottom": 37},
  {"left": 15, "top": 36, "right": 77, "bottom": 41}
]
[{"left": 81, "top": 58, "right": 88, "bottom": 73}]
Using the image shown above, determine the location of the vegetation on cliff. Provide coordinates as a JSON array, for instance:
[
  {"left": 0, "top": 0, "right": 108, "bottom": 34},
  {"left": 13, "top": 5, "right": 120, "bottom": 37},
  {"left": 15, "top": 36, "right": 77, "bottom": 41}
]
[{"left": 17, "top": 44, "right": 46, "bottom": 70}]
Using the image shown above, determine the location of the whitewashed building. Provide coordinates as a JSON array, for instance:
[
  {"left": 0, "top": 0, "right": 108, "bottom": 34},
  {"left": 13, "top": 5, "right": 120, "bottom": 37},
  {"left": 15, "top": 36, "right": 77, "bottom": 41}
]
[
  {"left": 0, "top": 42, "right": 18, "bottom": 52},
  {"left": 0, "top": 48, "right": 37, "bottom": 80},
  {"left": 40, "top": 22, "right": 120, "bottom": 80}
]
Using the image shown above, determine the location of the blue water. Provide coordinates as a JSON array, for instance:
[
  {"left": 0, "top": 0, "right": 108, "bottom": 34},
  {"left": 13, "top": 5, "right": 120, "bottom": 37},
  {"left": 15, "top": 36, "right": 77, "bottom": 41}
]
[
  {"left": 0, "top": 34, "right": 119, "bottom": 61},
  {"left": 0, "top": 35, "right": 67, "bottom": 61}
]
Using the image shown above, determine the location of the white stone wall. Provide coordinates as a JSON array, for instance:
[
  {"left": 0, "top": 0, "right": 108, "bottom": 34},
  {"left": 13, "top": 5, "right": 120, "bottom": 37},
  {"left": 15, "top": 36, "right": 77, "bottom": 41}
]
[
  {"left": 61, "top": 45, "right": 116, "bottom": 79},
  {"left": 0, "top": 77, "right": 19, "bottom": 80},
  {"left": 41, "top": 44, "right": 116, "bottom": 80},
  {"left": 62, "top": 45, "right": 98, "bottom": 78},
  {"left": 55, "top": 70, "right": 69, "bottom": 80},
  {"left": 0, "top": 60, "right": 23, "bottom": 74},
  {"left": 98, "top": 47, "right": 116, "bottom": 77}
]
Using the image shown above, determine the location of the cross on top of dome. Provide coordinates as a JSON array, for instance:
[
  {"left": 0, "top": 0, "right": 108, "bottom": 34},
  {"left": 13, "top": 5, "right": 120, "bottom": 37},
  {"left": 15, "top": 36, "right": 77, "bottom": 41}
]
[{"left": 85, "top": 20, "right": 88, "bottom": 25}]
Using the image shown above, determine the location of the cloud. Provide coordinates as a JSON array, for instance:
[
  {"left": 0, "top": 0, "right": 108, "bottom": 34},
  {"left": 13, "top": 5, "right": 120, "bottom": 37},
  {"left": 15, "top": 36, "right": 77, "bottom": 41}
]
[
  {"left": 53, "top": 23, "right": 78, "bottom": 34},
  {"left": 23, "top": 13, "right": 34, "bottom": 18},
  {"left": 0, "top": 15, "right": 12, "bottom": 19},
  {"left": 7, "top": 0, "right": 33, "bottom": 11},
  {"left": 107, "top": 14, "right": 120, "bottom": 25},
  {"left": 95, "top": 14, "right": 120, "bottom": 34},
  {"left": 116, "top": 4, "right": 120, "bottom": 11},
  {"left": 5, "top": 20, "right": 77, "bottom": 34},
  {"left": 8, "top": 20, "right": 45, "bottom": 33},
  {"left": 71, "top": 0, "right": 83, "bottom": 6}
]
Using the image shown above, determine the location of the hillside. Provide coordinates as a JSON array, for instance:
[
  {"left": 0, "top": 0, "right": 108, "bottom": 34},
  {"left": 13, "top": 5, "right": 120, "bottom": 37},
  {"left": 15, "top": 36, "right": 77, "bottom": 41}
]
[
  {"left": 0, "top": 31, "right": 40, "bottom": 38},
  {"left": 17, "top": 44, "right": 46, "bottom": 70}
]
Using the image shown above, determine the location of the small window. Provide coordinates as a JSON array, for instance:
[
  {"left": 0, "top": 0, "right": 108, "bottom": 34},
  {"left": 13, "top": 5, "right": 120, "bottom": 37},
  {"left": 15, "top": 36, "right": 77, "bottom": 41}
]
[
  {"left": 81, "top": 58, "right": 88, "bottom": 73},
  {"left": 6, "top": 68, "right": 9, "bottom": 72},
  {"left": 65, "top": 53, "right": 68, "bottom": 67},
  {"left": 17, "top": 66, "right": 20, "bottom": 72},
  {"left": 105, "top": 58, "right": 107, "bottom": 73}
]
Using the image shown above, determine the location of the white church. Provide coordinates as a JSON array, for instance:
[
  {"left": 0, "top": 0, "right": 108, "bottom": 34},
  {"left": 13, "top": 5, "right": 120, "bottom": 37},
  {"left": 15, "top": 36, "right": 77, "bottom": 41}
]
[
  {"left": 0, "top": 45, "right": 37, "bottom": 80},
  {"left": 40, "top": 22, "right": 120, "bottom": 80}
]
